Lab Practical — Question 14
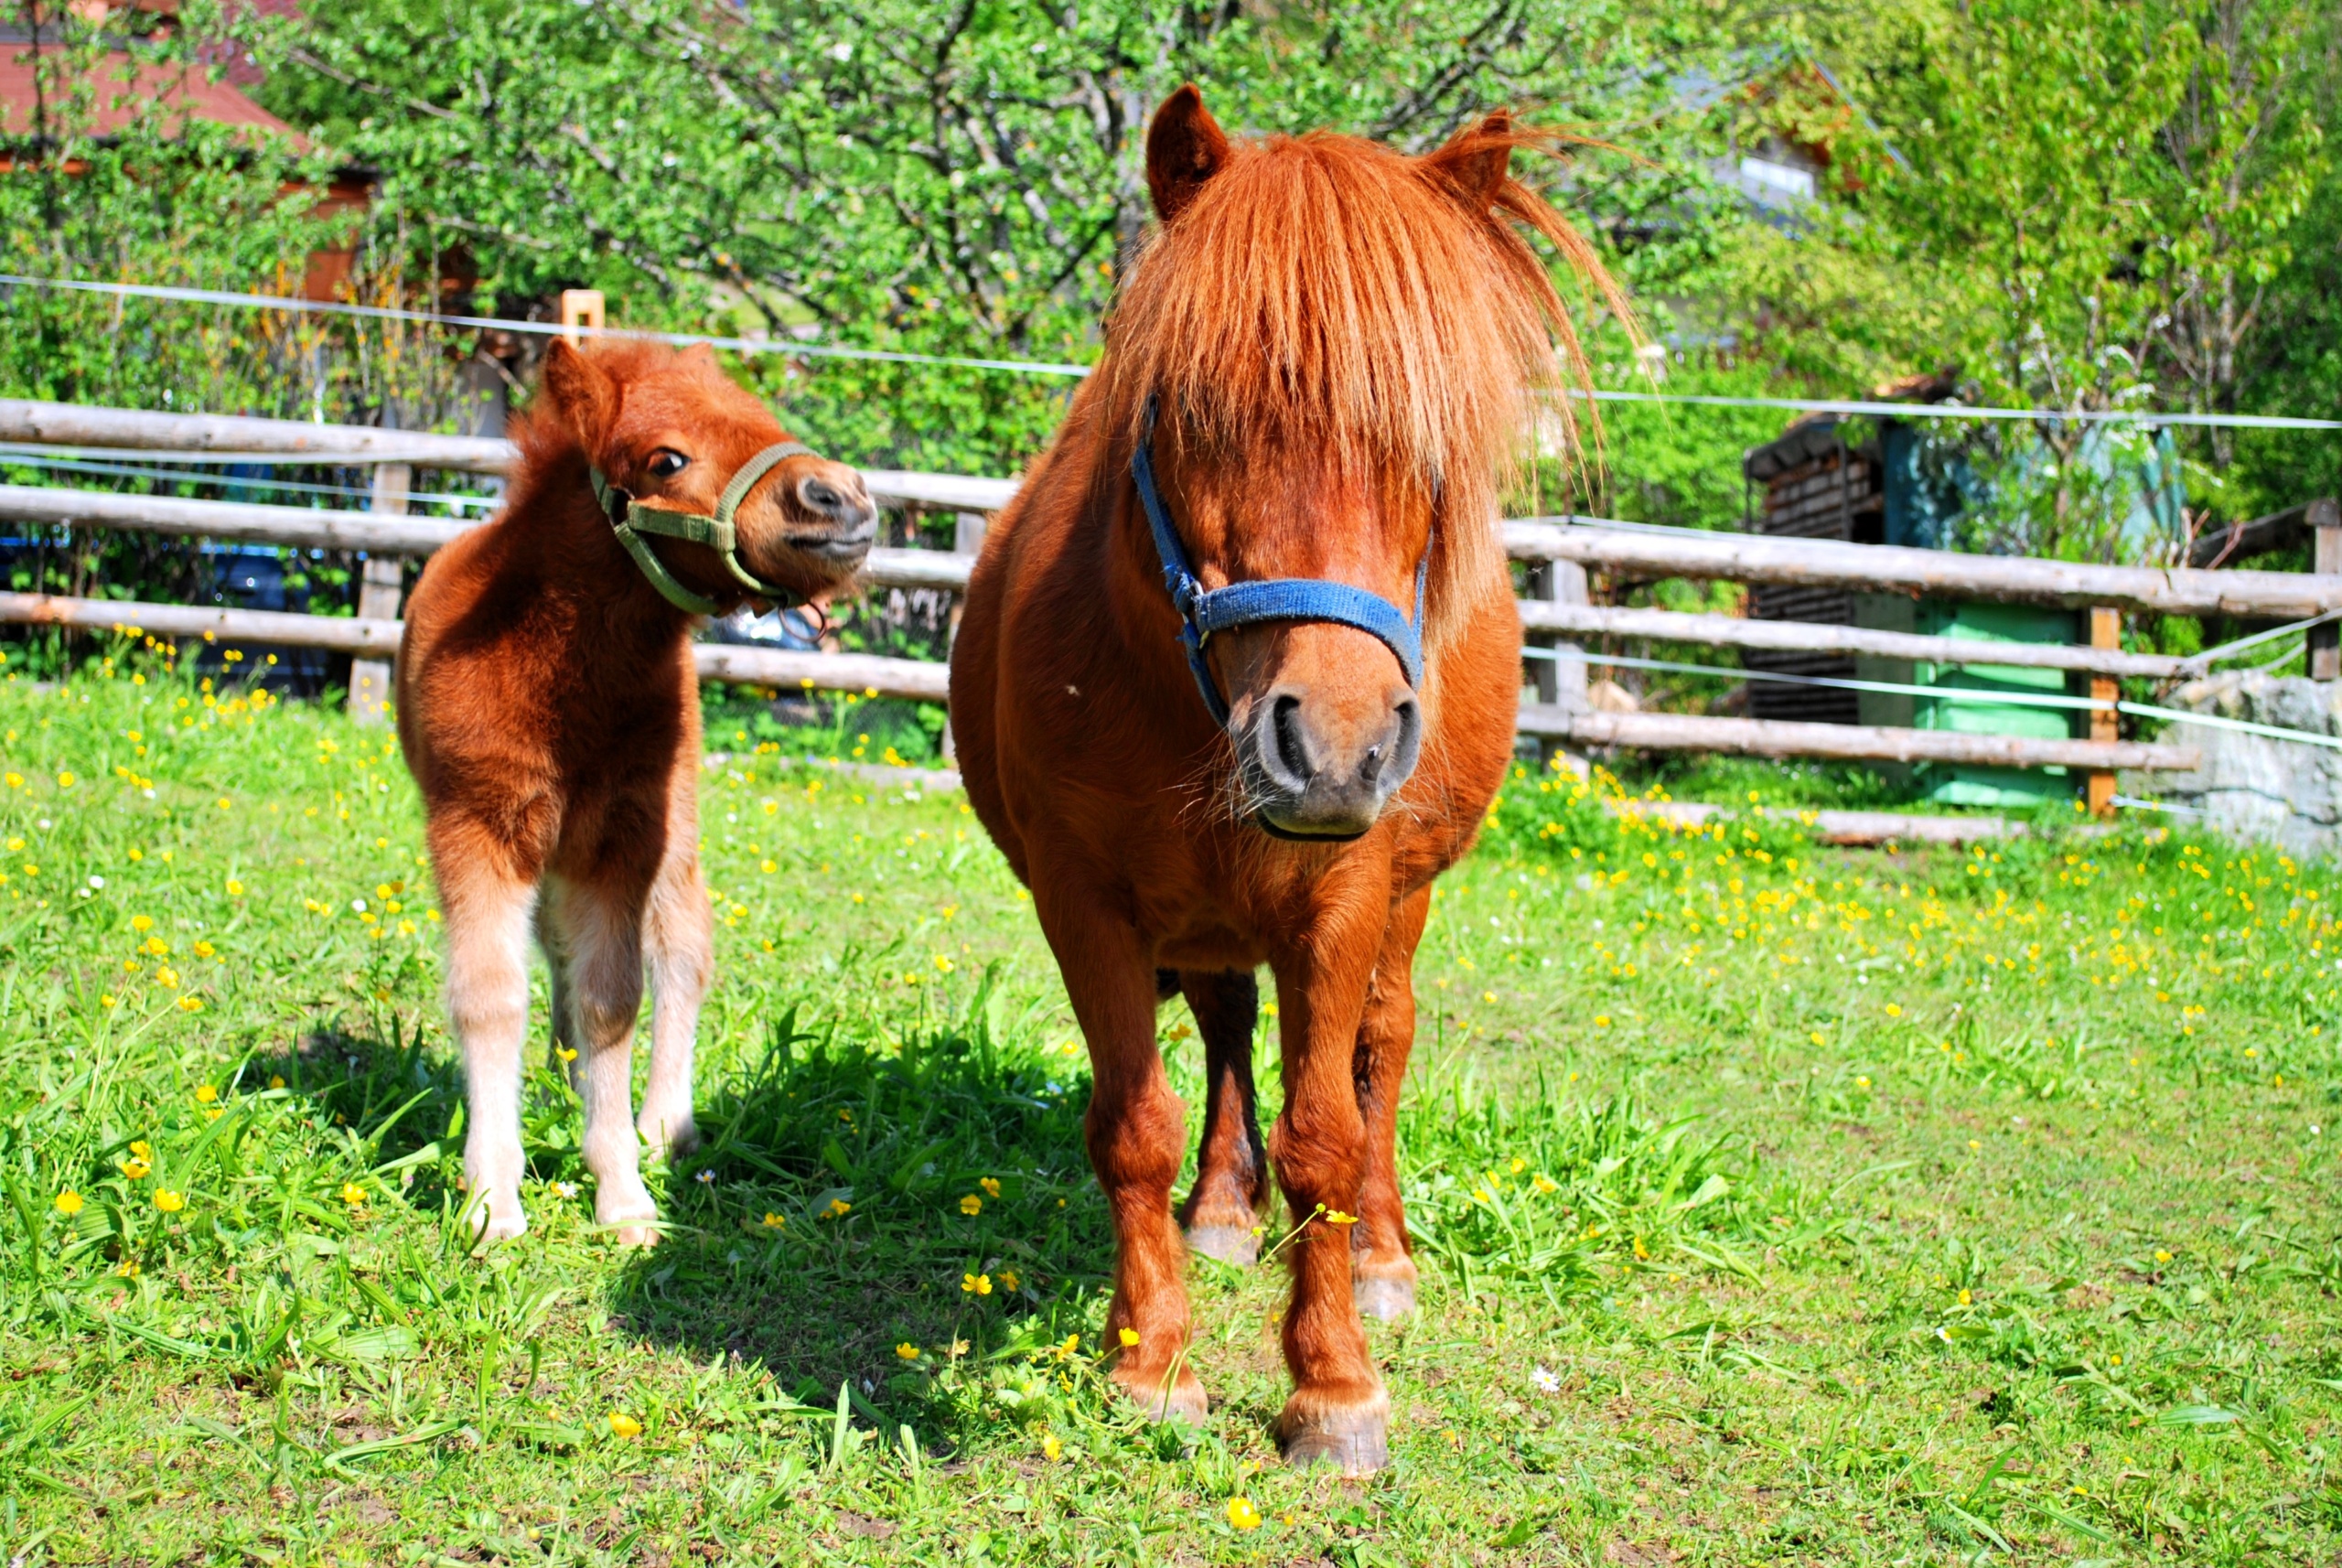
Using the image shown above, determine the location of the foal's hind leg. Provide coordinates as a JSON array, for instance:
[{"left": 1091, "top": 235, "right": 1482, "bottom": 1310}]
[
  {"left": 536, "top": 902, "right": 581, "bottom": 1085},
  {"left": 637, "top": 842, "right": 711, "bottom": 1162},
  {"left": 1350, "top": 886, "right": 1432, "bottom": 1322},
  {"left": 543, "top": 874, "right": 661, "bottom": 1246},
  {"left": 1172, "top": 969, "right": 1267, "bottom": 1265}
]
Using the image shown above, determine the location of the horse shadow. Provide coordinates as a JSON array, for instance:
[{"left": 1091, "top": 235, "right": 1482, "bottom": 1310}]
[{"left": 607, "top": 998, "right": 1112, "bottom": 1434}]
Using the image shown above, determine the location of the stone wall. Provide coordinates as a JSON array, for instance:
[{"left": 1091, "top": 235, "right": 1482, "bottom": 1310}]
[{"left": 2146, "top": 672, "right": 2342, "bottom": 857}]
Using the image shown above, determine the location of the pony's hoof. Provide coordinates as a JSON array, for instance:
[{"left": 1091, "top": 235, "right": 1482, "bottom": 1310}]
[
  {"left": 1186, "top": 1225, "right": 1260, "bottom": 1266},
  {"left": 1353, "top": 1272, "right": 1415, "bottom": 1321},
  {"left": 1277, "top": 1390, "right": 1390, "bottom": 1475},
  {"left": 596, "top": 1190, "right": 661, "bottom": 1247},
  {"left": 639, "top": 1108, "right": 699, "bottom": 1162},
  {"left": 1112, "top": 1365, "right": 1209, "bottom": 1425},
  {"left": 607, "top": 1222, "right": 659, "bottom": 1249}
]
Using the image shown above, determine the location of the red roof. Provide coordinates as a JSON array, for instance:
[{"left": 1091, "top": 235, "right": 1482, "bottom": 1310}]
[{"left": 0, "top": 48, "right": 296, "bottom": 144}]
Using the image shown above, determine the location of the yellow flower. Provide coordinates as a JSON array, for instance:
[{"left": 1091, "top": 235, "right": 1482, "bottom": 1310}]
[
  {"left": 962, "top": 1273, "right": 992, "bottom": 1295},
  {"left": 1855, "top": 1076, "right": 1871, "bottom": 1088},
  {"left": 121, "top": 1157, "right": 152, "bottom": 1181},
  {"left": 1594, "top": 1015, "right": 1611, "bottom": 1027},
  {"left": 1632, "top": 1235, "right": 1649, "bottom": 1260},
  {"left": 177, "top": 996, "right": 202, "bottom": 1014},
  {"left": 824, "top": 1198, "right": 851, "bottom": 1219},
  {"left": 114, "top": 1258, "right": 140, "bottom": 1278},
  {"left": 340, "top": 1183, "right": 367, "bottom": 1207},
  {"left": 1041, "top": 1434, "right": 1063, "bottom": 1462},
  {"left": 1117, "top": 1326, "right": 1140, "bottom": 1348},
  {"left": 194, "top": 1084, "right": 218, "bottom": 1103},
  {"left": 145, "top": 937, "right": 169, "bottom": 957},
  {"left": 996, "top": 1269, "right": 1019, "bottom": 1292},
  {"left": 607, "top": 1412, "right": 643, "bottom": 1439},
  {"left": 1809, "top": 1031, "right": 1827, "bottom": 1047},
  {"left": 56, "top": 770, "right": 74, "bottom": 788},
  {"left": 225, "top": 880, "right": 244, "bottom": 897},
  {"left": 2154, "top": 1249, "right": 2172, "bottom": 1264},
  {"left": 1055, "top": 1333, "right": 1080, "bottom": 1358},
  {"left": 960, "top": 1195, "right": 983, "bottom": 1217},
  {"left": 1885, "top": 1003, "right": 1903, "bottom": 1017},
  {"left": 154, "top": 1189, "right": 185, "bottom": 1213},
  {"left": 897, "top": 1342, "right": 919, "bottom": 1361},
  {"left": 268, "top": 1075, "right": 285, "bottom": 1090},
  {"left": 1324, "top": 1210, "right": 1359, "bottom": 1225},
  {"left": 980, "top": 1176, "right": 1001, "bottom": 1197},
  {"left": 53, "top": 1190, "right": 83, "bottom": 1216},
  {"left": 1509, "top": 1157, "right": 1527, "bottom": 1174},
  {"left": 1227, "top": 1497, "right": 1262, "bottom": 1530},
  {"left": 193, "top": 941, "right": 215, "bottom": 959},
  {"left": 760, "top": 1212, "right": 787, "bottom": 1230}
]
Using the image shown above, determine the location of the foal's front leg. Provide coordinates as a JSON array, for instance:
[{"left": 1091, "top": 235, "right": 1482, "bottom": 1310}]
[
  {"left": 434, "top": 824, "right": 539, "bottom": 1243},
  {"left": 638, "top": 842, "right": 711, "bottom": 1162},
  {"left": 1042, "top": 896, "right": 1204, "bottom": 1421},
  {"left": 543, "top": 875, "right": 661, "bottom": 1246}
]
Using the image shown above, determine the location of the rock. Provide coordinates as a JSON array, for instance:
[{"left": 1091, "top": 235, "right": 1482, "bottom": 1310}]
[{"left": 2148, "top": 672, "right": 2342, "bottom": 855}]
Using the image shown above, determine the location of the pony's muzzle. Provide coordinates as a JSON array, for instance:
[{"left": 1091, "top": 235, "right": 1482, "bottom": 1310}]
[{"left": 1240, "top": 682, "right": 1420, "bottom": 840}]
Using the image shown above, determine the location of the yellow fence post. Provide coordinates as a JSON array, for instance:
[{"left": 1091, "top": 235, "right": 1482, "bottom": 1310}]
[
  {"left": 559, "top": 289, "right": 606, "bottom": 344},
  {"left": 2086, "top": 606, "right": 2120, "bottom": 816}
]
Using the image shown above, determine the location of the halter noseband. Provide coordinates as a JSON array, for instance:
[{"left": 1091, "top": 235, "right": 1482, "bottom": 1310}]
[
  {"left": 1131, "top": 397, "right": 1429, "bottom": 727},
  {"left": 589, "top": 441, "right": 811, "bottom": 616}
]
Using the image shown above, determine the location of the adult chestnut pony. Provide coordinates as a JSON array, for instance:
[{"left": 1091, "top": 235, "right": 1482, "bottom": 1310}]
[
  {"left": 952, "top": 88, "right": 1625, "bottom": 1471},
  {"left": 399, "top": 338, "right": 875, "bottom": 1246}
]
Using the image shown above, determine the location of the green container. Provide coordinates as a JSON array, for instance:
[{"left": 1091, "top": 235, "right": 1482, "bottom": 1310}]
[{"left": 1909, "top": 602, "right": 2081, "bottom": 807}]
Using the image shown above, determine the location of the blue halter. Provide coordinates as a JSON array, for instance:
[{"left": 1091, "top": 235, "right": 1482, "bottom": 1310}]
[{"left": 1131, "top": 397, "right": 1429, "bottom": 727}]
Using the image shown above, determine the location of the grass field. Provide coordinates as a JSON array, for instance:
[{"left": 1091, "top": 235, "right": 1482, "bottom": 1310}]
[{"left": 1, "top": 656, "right": 2337, "bottom": 1566}]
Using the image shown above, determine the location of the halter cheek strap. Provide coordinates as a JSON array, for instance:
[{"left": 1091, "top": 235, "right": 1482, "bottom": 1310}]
[
  {"left": 589, "top": 441, "right": 811, "bottom": 616},
  {"left": 1130, "top": 397, "right": 1429, "bottom": 727}
]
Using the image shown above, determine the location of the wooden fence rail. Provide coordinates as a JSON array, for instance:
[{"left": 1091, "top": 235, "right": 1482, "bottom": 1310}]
[{"left": 5, "top": 396, "right": 2317, "bottom": 780}]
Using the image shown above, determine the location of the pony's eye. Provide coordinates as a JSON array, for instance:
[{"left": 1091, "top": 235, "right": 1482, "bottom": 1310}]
[{"left": 646, "top": 450, "right": 690, "bottom": 479}]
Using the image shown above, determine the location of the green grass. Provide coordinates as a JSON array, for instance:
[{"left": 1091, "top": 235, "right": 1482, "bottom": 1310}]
[{"left": 1, "top": 656, "right": 2337, "bottom": 1565}]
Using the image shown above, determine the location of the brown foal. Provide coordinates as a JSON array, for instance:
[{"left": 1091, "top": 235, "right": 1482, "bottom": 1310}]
[
  {"left": 952, "top": 88, "right": 1625, "bottom": 1470},
  {"left": 399, "top": 339, "right": 874, "bottom": 1245}
]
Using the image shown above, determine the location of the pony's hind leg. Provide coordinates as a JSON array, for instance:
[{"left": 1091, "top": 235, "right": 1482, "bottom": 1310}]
[
  {"left": 638, "top": 844, "right": 711, "bottom": 1162},
  {"left": 543, "top": 875, "right": 660, "bottom": 1246},
  {"left": 1350, "top": 886, "right": 1432, "bottom": 1322},
  {"left": 535, "top": 900, "right": 580, "bottom": 1085},
  {"left": 1173, "top": 969, "right": 1267, "bottom": 1265},
  {"left": 435, "top": 827, "right": 541, "bottom": 1244}
]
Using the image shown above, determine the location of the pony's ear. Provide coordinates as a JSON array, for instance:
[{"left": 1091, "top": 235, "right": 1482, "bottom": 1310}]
[
  {"left": 541, "top": 338, "right": 618, "bottom": 456},
  {"left": 1428, "top": 111, "right": 1514, "bottom": 209},
  {"left": 1147, "top": 84, "right": 1230, "bottom": 226}
]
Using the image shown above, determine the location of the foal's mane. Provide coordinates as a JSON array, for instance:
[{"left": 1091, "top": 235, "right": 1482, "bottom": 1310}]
[{"left": 1098, "top": 122, "right": 1630, "bottom": 654}]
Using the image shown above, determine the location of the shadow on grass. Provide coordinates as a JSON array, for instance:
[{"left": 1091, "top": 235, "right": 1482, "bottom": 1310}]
[
  {"left": 608, "top": 976, "right": 1109, "bottom": 1430},
  {"left": 240, "top": 1014, "right": 462, "bottom": 1170}
]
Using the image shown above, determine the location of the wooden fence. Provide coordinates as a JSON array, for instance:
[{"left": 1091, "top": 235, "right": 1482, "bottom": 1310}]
[{"left": 12, "top": 395, "right": 2339, "bottom": 789}]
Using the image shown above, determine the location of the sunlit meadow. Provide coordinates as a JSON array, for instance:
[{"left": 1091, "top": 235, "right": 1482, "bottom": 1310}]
[{"left": 0, "top": 649, "right": 2336, "bottom": 1565}]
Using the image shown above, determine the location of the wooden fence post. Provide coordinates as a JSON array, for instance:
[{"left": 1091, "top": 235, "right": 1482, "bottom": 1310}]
[
  {"left": 348, "top": 462, "right": 411, "bottom": 723},
  {"left": 2085, "top": 606, "right": 2120, "bottom": 816},
  {"left": 1526, "top": 559, "right": 1589, "bottom": 774},
  {"left": 2311, "top": 498, "right": 2342, "bottom": 682},
  {"left": 559, "top": 290, "right": 606, "bottom": 344}
]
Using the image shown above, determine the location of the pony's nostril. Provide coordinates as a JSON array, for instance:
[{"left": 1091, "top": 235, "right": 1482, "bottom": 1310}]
[{"left": 1271, "top": 694, "right": 1315, "bottom": 786}]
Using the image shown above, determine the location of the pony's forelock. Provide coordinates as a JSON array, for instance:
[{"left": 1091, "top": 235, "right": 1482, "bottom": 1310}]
[{"left": 1098, "top": 123, "right": 1629, "bottom": 648}]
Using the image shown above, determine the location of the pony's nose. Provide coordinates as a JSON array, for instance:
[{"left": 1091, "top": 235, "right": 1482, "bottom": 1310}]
[{"left": 1241, "top": 685, "right": 1421, "bottom": 840}]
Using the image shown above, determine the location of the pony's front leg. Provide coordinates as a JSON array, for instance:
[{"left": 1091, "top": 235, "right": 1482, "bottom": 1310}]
[
  {"left": 544, "top": 875, "right": 661, "bottom": 1246},
  {"left": 1043, "top": 895, "right": 1204, "bottom": 1422},
  {"left": 1351, "top": 886, "right": 1431, "bottom": 1321},
  {"left": 1174, "top": 968, "right": 1267, "bottom": 1265},
  {"left": 434, "top": 825, "right": 540, "bottom": 1244},
  {"left": 1268, "top": 914, "right": 1390, "bottom": 1472}
]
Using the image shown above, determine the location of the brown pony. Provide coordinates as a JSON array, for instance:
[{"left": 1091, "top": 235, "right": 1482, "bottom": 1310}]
[
  {"left": 399, "top": 338, "right": 875, "bottom": 1246},
  {"left": 951, "top": 88, "right": 1625, "bottom": 1470}
]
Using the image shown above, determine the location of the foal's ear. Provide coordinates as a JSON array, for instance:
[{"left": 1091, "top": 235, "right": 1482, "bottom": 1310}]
[
  {"left": 541, "top": 338, "right": 618, "bottom": 456},
  {"left": 1147, "top": 84, "right": 1230, "bottom": 226},
  {"left": 1427, "top": 111, "right": 1515, "bottom": 209}
]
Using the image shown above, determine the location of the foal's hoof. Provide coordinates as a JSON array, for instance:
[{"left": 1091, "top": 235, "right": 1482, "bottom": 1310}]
[
  {"left": 1186, "top": 1224, "right": 1260, "bottom": 1267},
  {"left": 1353, "top": 1257, "right": 1418, "bottom": 1321},
  {"left": 1277, "top": 1391, "right": 1391, "bottom": 1475},
  {"left": 596, "top": 1193, "right": 661, "bottom": 1249},
  {"left": 465, "top": 1200, "right": 528, "bottom": 1248},
  {"left": 1112, "top": 1365, "right": 1209, "bottom": 1426}
]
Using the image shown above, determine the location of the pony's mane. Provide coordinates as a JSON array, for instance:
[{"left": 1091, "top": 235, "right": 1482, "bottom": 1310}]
[{"left": 1098, "top": 124, "right": 1630, "bottom": 643}]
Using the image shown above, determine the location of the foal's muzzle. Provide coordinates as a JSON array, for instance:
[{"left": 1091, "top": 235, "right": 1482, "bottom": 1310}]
[{"left": 785, "top": 467, "right": 878, "bottom": 563}]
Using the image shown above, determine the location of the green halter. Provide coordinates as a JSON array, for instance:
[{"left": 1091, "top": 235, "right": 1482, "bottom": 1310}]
[{"left": 588, "top": 441, "right": 811, "bottom": 616}]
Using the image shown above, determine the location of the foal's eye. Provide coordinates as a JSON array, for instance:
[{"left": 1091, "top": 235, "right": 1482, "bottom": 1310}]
[{"left": 646, "top": 450, "right": 690, "bottom": 479}]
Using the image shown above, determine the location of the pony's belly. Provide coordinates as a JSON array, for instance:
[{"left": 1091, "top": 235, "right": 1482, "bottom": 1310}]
[{"left": 1155, "top": 929, "right": 1262, "bottom": 974}]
